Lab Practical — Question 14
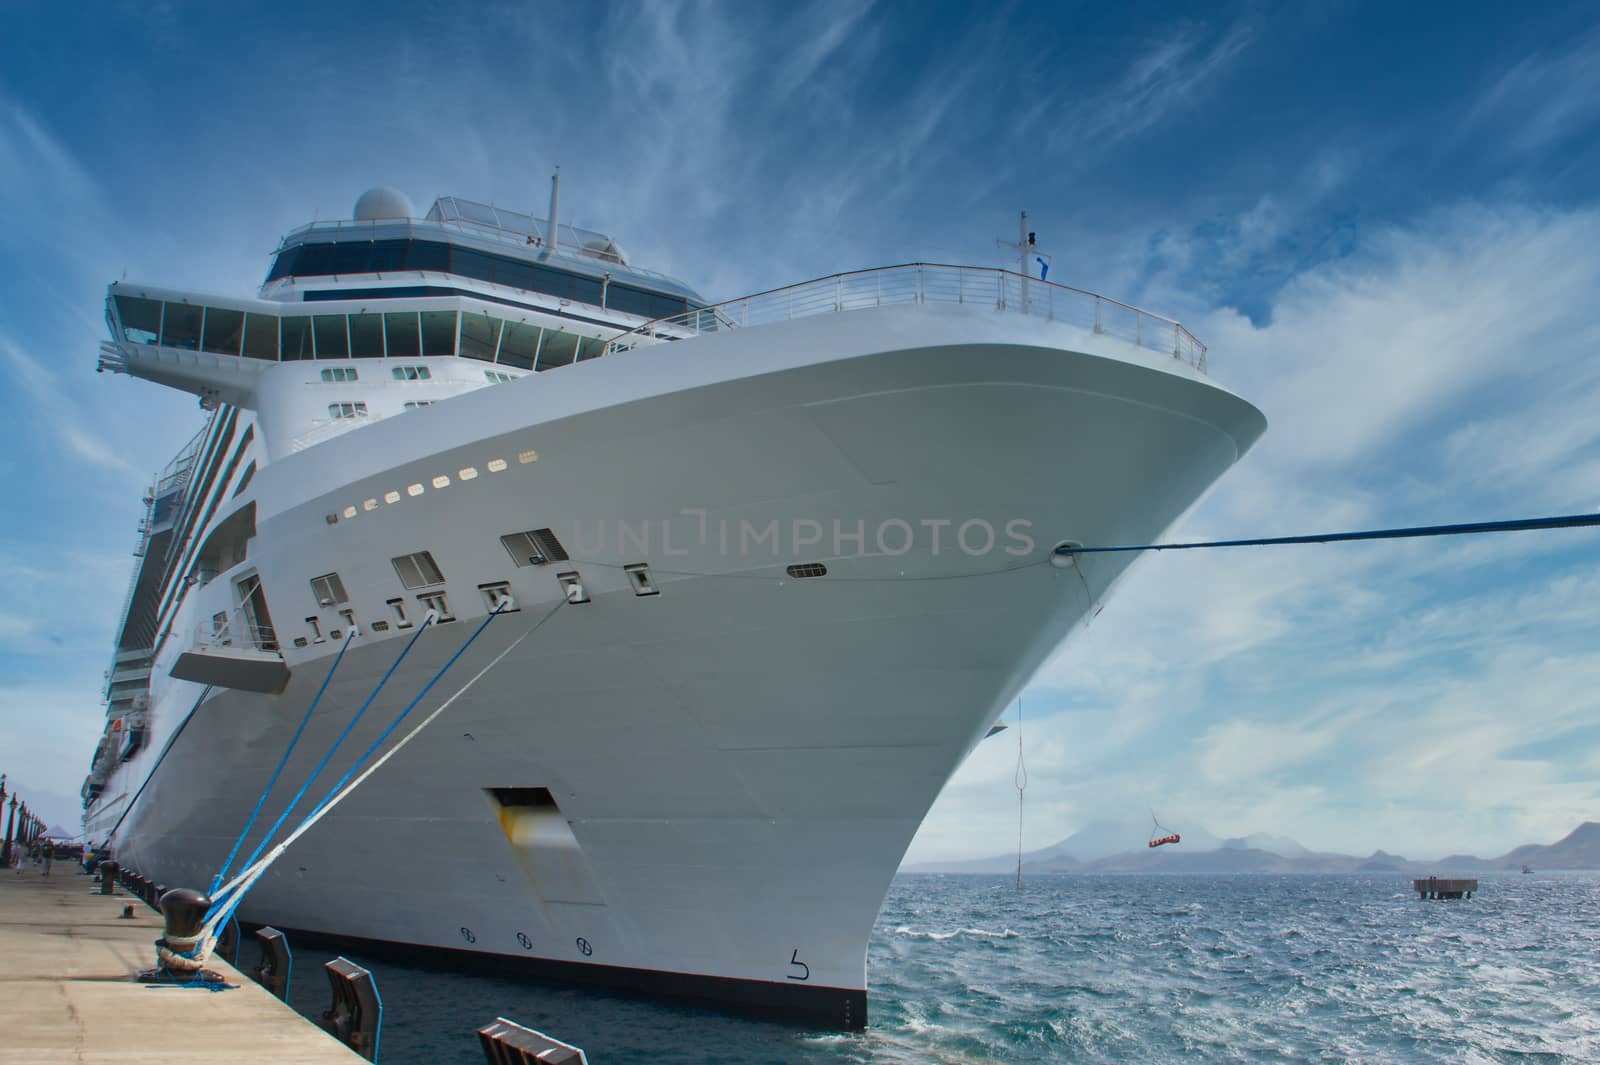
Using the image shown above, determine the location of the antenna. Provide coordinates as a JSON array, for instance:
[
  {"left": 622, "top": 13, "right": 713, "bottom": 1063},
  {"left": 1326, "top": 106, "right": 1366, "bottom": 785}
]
[{"left": 995, "top": 212, "right": 1051, "bottom": 314}]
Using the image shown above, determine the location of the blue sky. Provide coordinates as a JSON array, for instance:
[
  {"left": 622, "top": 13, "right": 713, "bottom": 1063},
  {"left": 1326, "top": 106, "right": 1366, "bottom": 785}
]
[{"left": 2, "top": 1, "right": 1599, "bottom": 857}]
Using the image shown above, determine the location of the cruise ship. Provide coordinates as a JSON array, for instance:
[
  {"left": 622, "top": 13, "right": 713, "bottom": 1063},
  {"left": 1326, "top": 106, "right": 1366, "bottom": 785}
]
[{"left": 85, "top": 183, "right": 1265, "bottom": 1028}]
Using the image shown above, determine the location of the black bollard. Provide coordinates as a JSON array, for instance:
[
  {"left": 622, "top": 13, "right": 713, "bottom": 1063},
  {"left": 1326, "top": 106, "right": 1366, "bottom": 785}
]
[
  {"left": 478, "top": 1017, "right": 589, "bottom": 1064},
  {"left": 137, "top": 887, "right": 224, "bottom": 984},
  {"left": 253, "top": 927, "right": 292, "bottom": 1000},
  {"left": 321, "top": 957, "right": 383, "bottom": 1062},
  {"left": 99, "top": 860, "right": 118, "bottom": 895}
]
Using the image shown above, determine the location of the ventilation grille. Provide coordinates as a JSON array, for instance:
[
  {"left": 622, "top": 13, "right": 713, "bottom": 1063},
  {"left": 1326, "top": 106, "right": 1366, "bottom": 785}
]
[
  {"left": 501, "top": 528, "right": 570, "bottom": 567},
  {"left": 786, "top": 563, "right": 828, "bottom": 579},
  {"left": 392, "top": 550, "right": 444, "bottom": 589}
]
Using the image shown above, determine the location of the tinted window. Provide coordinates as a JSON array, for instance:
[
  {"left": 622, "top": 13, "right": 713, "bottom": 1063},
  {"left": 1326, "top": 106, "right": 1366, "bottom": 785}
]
[
  {"left": 368, "top": 239, "right": 409, "bottom": 273},
  {"left": 459, "top": 312, "right": 500, "bottom": 361},
  {"left": 613, "top": 286, "right": 689, "bottom": 319},
  {"left": 201, "top": 307, "right": 245, "bottom": 356},
  {"left": 313, "top": 315, "right": 349, "bottom": 358},
  {"left": 576, "top": 336, "right": 606, "bottom": 361},
  {"left": 535, "top": 330, "right": 577, "bottom": 370},
  {"left": 116, "top": 295, "right": 162, "bottom": 344},
  {"left": 242, "top": 314, "right": 278, "bottom": 360},
  {"left": 420, "top": 310, "right": 456, "bottom": 356},
  {"left": 281, "top": 316, "right": 314, "bottom": 360},
  {"left": 385, "top": 312, "right": 420, "bottom": 357},
  {"left": 265, "top": 236, "right": 689, "bottom": 320},
  {"left": 295, "top": 243, "right": 334, "bottom": 276},
  {"left": 407, "top": 240, "right": 450, "bottom": 272},
  {"left": 161, "top": 302, "right": 202, "bottom": 350},
  {"left": 493, "top": 257, "right": 536, "bottom": 291},
  {"left": 349, "top": 313, "right": 385, "bottom": 357},
  {"left": 330, "top": 241, "right": 373, "bottom": 275},
  {"left": 498, "top": 321, "right": 539, "bottom": 369},
  {"left": 266, "top": 248, "right": 298, "bottom": 281},
  {"left": 451, "top": 248, "right": 498, "bottom": 285}
]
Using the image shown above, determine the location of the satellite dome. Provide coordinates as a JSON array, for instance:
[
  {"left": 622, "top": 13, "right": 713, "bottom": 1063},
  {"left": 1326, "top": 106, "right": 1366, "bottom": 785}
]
[{"left": 353, "top": 187, "right": 416, "bottom": 221}]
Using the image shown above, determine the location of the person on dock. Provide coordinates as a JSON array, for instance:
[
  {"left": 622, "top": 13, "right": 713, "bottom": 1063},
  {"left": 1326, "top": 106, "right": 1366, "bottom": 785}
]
[{"left": 41, "top": 840, "right": 53, "bottom": 877}]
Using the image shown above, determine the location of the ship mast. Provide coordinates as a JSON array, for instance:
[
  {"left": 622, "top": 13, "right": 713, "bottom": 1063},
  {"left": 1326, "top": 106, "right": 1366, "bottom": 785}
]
[{"left": 543, "top": 166, "right": 560, "bottom": 259}]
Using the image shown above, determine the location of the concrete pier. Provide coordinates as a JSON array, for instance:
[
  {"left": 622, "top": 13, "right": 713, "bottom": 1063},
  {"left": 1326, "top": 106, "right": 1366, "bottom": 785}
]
[
  {"left": 1413, "top": 876, "right": 1477, "bottom": 900},
  {"left": 0, "top": 869, "right": 364, "bottom": 1062}
]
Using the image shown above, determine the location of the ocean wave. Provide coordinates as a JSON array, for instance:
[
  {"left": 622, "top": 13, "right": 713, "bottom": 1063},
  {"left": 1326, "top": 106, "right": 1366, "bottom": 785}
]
[{"left": 892, "top": 925, "right": 1020, "bottom": 941}]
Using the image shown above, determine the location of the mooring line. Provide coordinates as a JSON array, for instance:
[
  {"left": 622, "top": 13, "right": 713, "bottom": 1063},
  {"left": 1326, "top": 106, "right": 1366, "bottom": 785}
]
[
  {"left": 1014, "top": 696, "right": 1027, "bottom": 894},
  {"left": 204, "top": 599, "right": 562, "bottom": 939},
  {"left": 1055, "top": 512, "right": 1600, "bottom": 557},
  {"left": 223, "top": 614, "right": 436, "bottom": 887},
  {"left": 210, "top": 628, "right": 356, "bottom": 894}
]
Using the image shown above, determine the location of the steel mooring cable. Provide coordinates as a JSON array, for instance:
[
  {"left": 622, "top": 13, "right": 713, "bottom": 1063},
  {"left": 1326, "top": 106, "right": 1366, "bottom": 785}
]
[{"left": 1054, "top": 512, "right": 1600, "bottom": 557}]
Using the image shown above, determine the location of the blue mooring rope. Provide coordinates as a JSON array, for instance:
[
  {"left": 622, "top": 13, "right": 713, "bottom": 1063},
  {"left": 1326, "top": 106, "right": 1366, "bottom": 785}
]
[
  {"left": 1054, "top": 512, "right": 1600, "bottom": 557},
  {"left": 218, "top": 615, "right": 436, "bottom": 897},
  {"left": 210, "top": 628, "right": 357, "bottom": 895},
  {"left": 207, "top": 604, "right": 509, "bottom": 929},
  {"left": 290, "top": 603, "right": 510, "bottom": 844}
]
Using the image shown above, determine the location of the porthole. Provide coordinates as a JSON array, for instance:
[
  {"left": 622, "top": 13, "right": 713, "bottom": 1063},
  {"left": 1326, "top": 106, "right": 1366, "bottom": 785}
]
[
  {"left": 407, "top": 483, "right": 425, "bottom": 497},
  {"left": 486, "top": 459, "right": 508, "bottom": 473},
  {"left": 458, "top": 467, "right": 478, "bottom": 480},
  {"left": 384, "top": 490, "right": 401, "bottom": 504},
  {"left": 432, "top": 474, "right": 450, "bottom": 489},
  {"left": 786, "top": 563, "right": 827, "bottom": 579},
  {"left": 518, "top": 450, "right": 539, "bottom": 464}
]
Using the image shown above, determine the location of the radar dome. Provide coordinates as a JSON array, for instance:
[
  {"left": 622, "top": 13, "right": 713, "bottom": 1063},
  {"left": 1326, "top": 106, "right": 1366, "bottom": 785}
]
[{"left": 353, "top": 187, "right": 416, "bottom": 221}]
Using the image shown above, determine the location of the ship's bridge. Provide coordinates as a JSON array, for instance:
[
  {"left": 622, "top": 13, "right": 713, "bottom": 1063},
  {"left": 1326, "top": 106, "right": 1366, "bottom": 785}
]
[
  {"left": 104, "top": 282, "right": 626, "bottom": 409},
  {"left": 260, "top": 194, "right": 703, "bottom": 323}
]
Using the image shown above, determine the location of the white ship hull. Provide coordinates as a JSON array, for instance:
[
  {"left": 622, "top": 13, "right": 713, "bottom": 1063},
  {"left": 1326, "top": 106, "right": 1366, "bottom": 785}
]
[{"left": 89, "top": 302, "right": 1263, "bottom": 1026}]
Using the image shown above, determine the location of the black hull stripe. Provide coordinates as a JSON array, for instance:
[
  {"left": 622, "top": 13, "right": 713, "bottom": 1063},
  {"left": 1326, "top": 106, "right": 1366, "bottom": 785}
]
[{"left": 245, "top": 923, "right": 867, "bottom": 1030}]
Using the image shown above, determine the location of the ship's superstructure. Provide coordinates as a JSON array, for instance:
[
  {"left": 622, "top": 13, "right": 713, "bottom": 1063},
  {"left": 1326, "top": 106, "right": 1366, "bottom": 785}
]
[{"left": 86, "top": 184, "right": 1264, "bottom": 1027}]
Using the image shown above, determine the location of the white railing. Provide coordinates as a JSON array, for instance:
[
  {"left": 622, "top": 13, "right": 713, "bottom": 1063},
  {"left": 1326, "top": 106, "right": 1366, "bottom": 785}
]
[
  {"left": 196, "top": 607, "right": 279, "bottom": 654},
  {"left": 290, "top": 412, "right": 387, "bottom": 453},
  {"left": 607, "top": 263, "right": 1206, "bottom": 372}
]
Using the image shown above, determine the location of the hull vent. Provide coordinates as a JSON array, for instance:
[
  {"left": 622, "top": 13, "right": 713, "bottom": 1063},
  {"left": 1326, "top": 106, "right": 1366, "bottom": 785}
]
[{"left": 502, "top": 528, "right": 570, "bottom": 567}]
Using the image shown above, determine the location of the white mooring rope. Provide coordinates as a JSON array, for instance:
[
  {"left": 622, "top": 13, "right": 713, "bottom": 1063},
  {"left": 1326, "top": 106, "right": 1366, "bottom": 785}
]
[{"left": 200, "top": 599, "right": 564, "bottom": 945}]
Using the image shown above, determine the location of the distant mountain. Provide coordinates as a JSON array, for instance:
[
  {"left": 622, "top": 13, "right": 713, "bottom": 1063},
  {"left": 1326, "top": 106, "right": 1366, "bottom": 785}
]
[
  {"left": 1222, "top": 833, "right": 1309, "bottom": 857},
  {"left": 905, "top": 822, "right": 1600, "bottom": 875},
  {"left": 1031, "top": 818, "right": 1223, "bottom": 864},
  {"left": 1494, "top": 822, "right": 1600, "bottom": 870},
  {"left": 907, "top": 818, "right": 1301, "bottom": 873}
]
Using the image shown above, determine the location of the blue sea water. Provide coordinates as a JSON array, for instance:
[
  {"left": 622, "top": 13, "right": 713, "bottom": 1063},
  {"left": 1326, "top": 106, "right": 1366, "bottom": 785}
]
[{"left": 282, "top": 872, "right": 1600, "bottom": 1063}]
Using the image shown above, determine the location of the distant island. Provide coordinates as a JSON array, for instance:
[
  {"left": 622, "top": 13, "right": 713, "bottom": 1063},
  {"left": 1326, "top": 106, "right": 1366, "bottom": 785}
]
[{"left": 905, "top": 821, "right": 1600, "bottom": 875}]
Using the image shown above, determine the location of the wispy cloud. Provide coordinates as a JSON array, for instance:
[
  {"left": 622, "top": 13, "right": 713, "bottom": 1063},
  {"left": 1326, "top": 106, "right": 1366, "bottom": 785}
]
[
  {"left": 1047, "top": 20, "right": 1255, "bottom": 157},
  {"left": 913, "top": 199, "right": 1600, "bottom": 862},
  {"left": 1463, "top": 26, "right": 1600, "bottom": 160},
  {"left": 0, "top": 333, "right": 139, "bottom": 475}
]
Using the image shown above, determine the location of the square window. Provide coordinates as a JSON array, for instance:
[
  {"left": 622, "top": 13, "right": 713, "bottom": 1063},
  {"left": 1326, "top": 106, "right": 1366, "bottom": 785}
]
[{"left": 310, "top": 572, "right": 348, "bottom": 606}]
